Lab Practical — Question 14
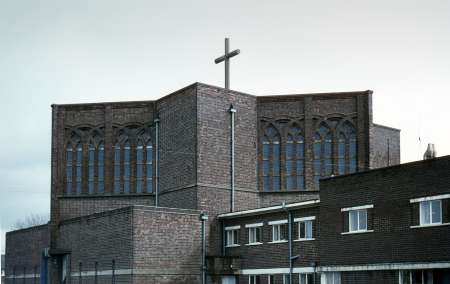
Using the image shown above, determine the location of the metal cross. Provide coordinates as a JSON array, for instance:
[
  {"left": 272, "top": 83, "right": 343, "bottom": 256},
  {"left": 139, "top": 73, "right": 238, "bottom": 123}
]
[{"left": 214, "top": 38, "right": 240, "bottom": 90}]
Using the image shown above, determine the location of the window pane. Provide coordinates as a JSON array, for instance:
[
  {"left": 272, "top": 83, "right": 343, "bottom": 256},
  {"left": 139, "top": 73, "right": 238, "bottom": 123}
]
[
  {"left": 431, "top": 200, "right": 442, "bottom": 224},
  {"left": 146, "top": 144, "right": 153, "bottom": 193},
  {"left": 263, "top": 176, "right": 270, "bottom": 191},
  {"left": 349, "top": 210, "right": 358, "bottom": 232},
  {"left": 286, "top": 141, "right": 294, "bottom": 159},
  {"left": 66, "top": 145, "right": 73, "bottom": 195},
  {"left": 114, "top": 144, "right": 121, "bottom": 194},
  {"left": 98, "top": 143, "right": 104, "bottom": 193},
  {"left": 76, "top": 144, "right": 83, "bottom": 195},
  {"left": 324, "top": 158, "right": 333, "bottom": 177},
  {"left": 359, "top": 209, "right": 367, "bottom": 230},
  {"left": 273, "top": 143, "right": 280, "bottom": 175},
  {"left": 262, "top": 143, "right": 270, "bottom": 159},
  {"left": 272, "top": 177, "right": 280, "bottom": 191},
  {"left": 287, "top": 176, "right": 295, "bottom": 191},
  {"left": 299, "top": 222, "right": 305, "bottom": 238},
  {"left": 313, "top": 140, "right": 321, "bottom": 159},
  {"left": 305, "top": 221, "right": 313, "bottom": 239},
  {"left": 88, "top": 145, "right": 95, "bottom": 194},
  {"left": 420, "top": 201, "right": 430, "bottom": 225},
  {"left": 296, "top": 140, "right": 304, "bottom": 158},
  {"left": 123, "top": 143, "right": 131, "bottom": 193},
  {"left": 324, "top": 135, "right": 332, "bottom": 158}
]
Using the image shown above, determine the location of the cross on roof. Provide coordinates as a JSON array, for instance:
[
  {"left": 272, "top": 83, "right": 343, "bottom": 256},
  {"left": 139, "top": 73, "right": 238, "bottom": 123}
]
[{"left": 214, "top": 38, "right": 240, "bottom": 90}]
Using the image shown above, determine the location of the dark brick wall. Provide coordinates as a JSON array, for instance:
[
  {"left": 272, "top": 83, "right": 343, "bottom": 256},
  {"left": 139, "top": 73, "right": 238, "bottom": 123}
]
[
  {"left": 370, "top": 123, "right": 401, "bottom": 169},
  {"left": 4, "top": 225, "right": 49, "bottom": 284},
  {"left": 132, "top": 206, "right": 202, "bottom": 283},
  {"left": 259, "top": 192, "right": 319, "bottom": 207},
  {"left": 57, "top": 207, "right": 134, "bottom": 283},
  {"left": 319, "top": 155, "right": 450, "bottom": 266},
  {"left": 58, "top": 195, "right": 154, "bottom": 220},
  {"left": 222, "top": 205, "right": 320, "bottom": 269}
]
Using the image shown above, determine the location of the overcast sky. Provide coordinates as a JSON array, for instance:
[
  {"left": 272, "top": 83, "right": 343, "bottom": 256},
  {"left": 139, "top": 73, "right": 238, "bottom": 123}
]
[{"left": 1, "top": 0, "right": 449, "bottom": 252}]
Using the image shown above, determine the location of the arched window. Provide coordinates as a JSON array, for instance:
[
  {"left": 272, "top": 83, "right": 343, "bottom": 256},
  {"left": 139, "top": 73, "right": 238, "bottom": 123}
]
[
  {"left": 136, "top": 141, "right": 144, "bottom": 193},
  {"left": 261, "top": 125, "right": 281, "bottom": 191},
  {"left": 146, "top": 141, "right": 153, "bottom": 193},
  {"left": 338, "top": 122, "right": 357, "bottom": 174},
  {"left": 313, "top": 123, "right": 332, "bottom": 188},
  {"left": 113, "top": 143, "right": 121, "bottom": 193},
  {"left": 97, "top": 142, "right": 105, "bottom": 193},
  {"left": 88, "top": 143, "right": 95, "bottom": 194},
  {"left": 123, "top": 141, "right": 131, "bottom": 193},
  {"left": 75, "top": 143, "right": 83, "bottom": 194},
  {"left": 286, "top": 126, "right": 305, "bottom": 190},
  {"left": 66, "top": 143, "right": 73, "bottom": 195}
]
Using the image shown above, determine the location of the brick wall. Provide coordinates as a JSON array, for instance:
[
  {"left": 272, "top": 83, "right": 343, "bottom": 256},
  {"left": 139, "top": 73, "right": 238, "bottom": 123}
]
[
  {"left": 370, "top": 123, "right": 401, "bottom": 168},
  {"left": 5, "top": 224, "right": 49, "bottom": 284},
  {"left": 319, "top": 155, "right": 450, "bottom": 266}
]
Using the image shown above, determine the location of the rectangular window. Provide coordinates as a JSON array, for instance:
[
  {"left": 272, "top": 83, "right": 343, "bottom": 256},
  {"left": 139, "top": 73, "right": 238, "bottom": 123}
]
[
  {"left": 349, "top": 209, "right": 368, "bottom": 232},
  {"left": 268, "top": 275, "right": 274, "bottom": 284},
  {"left": 323, "top": 272, "right": 341, "bottom": 284},
  {"left": 420, "top": 200, "right": 442, "bottom": 225},
  {"left": 299, "top": 273, "right": 313, "bottom": 284},
  {"left": 283, "top": 274, "right": 290, "bottom": 284},
  {"left": 298, "top": 220, "right": 313, "bottom": 240},
  {"left": 249, "top": 275, "right": 260, "bottom": 284},
  {"left": 271, "top": 223, "right": 287, "bottom": 242},
  {"left": 225, "top": 226, "right": 240, "bottom": 247},
  {"left": 246, "top": 224, "right": 262, "bottom": 245}
]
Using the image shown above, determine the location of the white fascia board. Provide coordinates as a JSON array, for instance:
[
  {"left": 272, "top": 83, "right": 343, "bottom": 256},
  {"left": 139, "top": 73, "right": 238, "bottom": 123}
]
[
  {"left": 245, "top": 222, "right": 264, "bottom": 228},
  {"left": 224, "top": 225, "right": 240, "bottom": 231},
  {"left": 341, "top": 204, "right": 373, "bottom": 212},
  {"left": 218, "top": 200, "right": 320, "bottom": 218},
  {"left": 268, "top": 220, "right": 288, "bottom": 225},
  {"left": 294, "top": 216, "right": 316, "bottom": 222},
  {"left": 410, "top": 193, "right": 450, "bottom": 203}
]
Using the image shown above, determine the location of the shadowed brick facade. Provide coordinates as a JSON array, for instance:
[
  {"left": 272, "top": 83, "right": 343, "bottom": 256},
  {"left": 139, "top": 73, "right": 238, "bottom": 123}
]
[{"left": 5, "top": 82, "right": 422, "bottom": 284}]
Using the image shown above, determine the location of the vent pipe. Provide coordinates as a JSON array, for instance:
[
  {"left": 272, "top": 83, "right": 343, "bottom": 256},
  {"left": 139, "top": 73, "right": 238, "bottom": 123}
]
[{"left": 423, "top": 143, "right": 436, "bottom": 160}]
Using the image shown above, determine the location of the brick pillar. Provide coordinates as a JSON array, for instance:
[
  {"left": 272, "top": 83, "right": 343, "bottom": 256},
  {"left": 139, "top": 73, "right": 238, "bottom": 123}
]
[{"left": 304, "top": 97, "right": 314, "bottom": 190}]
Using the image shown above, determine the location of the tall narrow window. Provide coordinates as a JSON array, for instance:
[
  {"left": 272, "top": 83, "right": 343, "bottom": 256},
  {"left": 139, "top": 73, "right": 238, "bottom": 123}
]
[
  {"left": 286, "top": 126, "right": 305, "bottom": 190},
  {"left": 88, "top": 143, "right": 95, "bottom": 194},
  {"left": 261, "top": 125, "right": 281, "bottom": 191},
  {"left": 146, "top": 142, "right": 153, "bottom": 193},
  {"left": 97, "top": 142, "right": 104, "bottom": 193},
  {"left": 338, "top": 122, "right": 357, "bottom": 174},
  {"left": 136, "top": 141, "right": 144, "bottom": 193},
  {"left": 123, "top": 142, "right": 131, "bottom": 193},
  {"left": 66, "top": 143, "right": 73, "bottom": 195},
  {"left": 75, "top": 143, "right": 83, "bottom": 194},
  {"left": 114, "top": 143, "right": 121, "bottom": 194},
  {"left": 313, "top": 124, "right": 332, "bottom": 188}
]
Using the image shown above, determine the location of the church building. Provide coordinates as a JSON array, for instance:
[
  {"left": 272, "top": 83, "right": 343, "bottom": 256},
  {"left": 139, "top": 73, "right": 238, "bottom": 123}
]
[{"left": 4, "top": 82, "right": 450, "bottom": 284}]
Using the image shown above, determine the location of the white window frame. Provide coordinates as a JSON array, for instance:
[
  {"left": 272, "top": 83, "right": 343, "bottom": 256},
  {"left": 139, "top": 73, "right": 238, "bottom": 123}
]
[
  {"left": 225, "top": 226, "right": 240, "bottom": 247},
  {"left": 299, "top": 273, "right": 313, "bottom": 284},
  {"left": 341, "top": 205, "right": 374, "bottom": 234},
  {"left": 246, "top": 223, "right": 263, "bottom": 245},
  {"left": 321, "top": 272, "right": 341, "bottom": 284},
  {"left": 267, "top": 275, "right": 274, "bottom": 284},
  {"left": 249, "top": 275, "right": 259, "bottom": 284},
  {"left": 419, "top": 199, "right": 442, "bottom": 226},
  {"left": 295, "top": 216, "right": 315, "bottom": 241},
  {"left": 283, "top": 274, "right": 290, "bottom": 284}
]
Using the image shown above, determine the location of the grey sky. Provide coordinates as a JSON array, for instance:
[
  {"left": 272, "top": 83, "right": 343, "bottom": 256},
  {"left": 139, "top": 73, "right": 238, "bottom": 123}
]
[{"left": 1, "top": 0, "right": 449, "bottom": 251}]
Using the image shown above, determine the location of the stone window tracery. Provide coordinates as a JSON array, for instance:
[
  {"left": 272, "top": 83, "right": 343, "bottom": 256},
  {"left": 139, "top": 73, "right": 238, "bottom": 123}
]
[
  {"left": 286, "top": 126, "right": 305, "bottom": 190},
  {"left": 262, "top": 124, "right": 281, "bottom": 191}
]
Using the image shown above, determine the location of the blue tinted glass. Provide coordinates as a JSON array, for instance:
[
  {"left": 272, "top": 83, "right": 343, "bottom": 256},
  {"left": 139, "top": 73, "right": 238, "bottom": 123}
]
[
  {"left": 136, "top": 144, "right": 143, "bottom": 193},
  {"left": 313, "top": 141, "right": 321, "bottom": 159},
  {"left": 338, "top": 158, "right": 345, "bottom": 175},
  {"left": 296, "top": 160, "right": 304, "bottom": 176},
  {"left": 66, "top": 146, "right": 73, "bottom": 195},
  {"left": 318, "top": 125, "right": 328, "bottom": 136},
  {"left": 286, "top": 160, "right": 293, "bottom": 175},
  {"left": 296, "top": 141, "right": 304, "bottom": 158},
  {"left": 338, "top": 140, "right": 345, "bottom": 158},
  {"left": 76, "top": 144, "right": 82, "bottom": 195},
  {"left": 297, "top": 175, "right": 305, "bottom": 190},
  {"left": 286, "top": 176, "right": 295, "bottom": 190},
  {"left": 273, "top": 143, "right": 280, "bottom": 175},
  {"left": 263, "top": 160, "right": 270, "bottom": 176},
  {"left": 114, "top": 144, "right": 121, "bottom": 194},
  {"left": 263, "top": 176, "right": 270, "bottom": 191},
  {"left": 349, "top": 158, "right": 357, "bottom": 173},
  {"left": 146, "top": 145, "right": 153, "bottom": 193},
  {"left": 273, "top": 176, "right": 280, "bottom": 191},
  {"left": 349, "top": 140, "right": 357, "bottom": 157},
  {"left": 286, "top": 142, "right": 294, "bottom": 159},
  {"left": 98, "top": 144, "right": 104, "bottom": 193},
  {"left": 324, "top": 158, "right": 333, "bottom": 176},
  {"left": 324, "top": 135, "right": 332, "bottom": 158},
  {"left": 88, "top": 145, "right": 95, "bottom": 194},
  {"left": 262, "top": 143, "right": 270, "bottom": 159},
  {"left": 124, "top": 143, "right": 130, "bottom": 193},
  {"left": 313, "top": 159, "right": 321, "bottom": 176}
]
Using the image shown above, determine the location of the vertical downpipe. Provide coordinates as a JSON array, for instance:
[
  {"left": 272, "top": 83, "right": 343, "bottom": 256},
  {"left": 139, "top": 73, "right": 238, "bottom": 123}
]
[
  {"left": 154, "top": 118, "right": 160, "bottom": 207},
  {"left": 229, "top": 105, "right": 236, "bottom": 212},
  {"left": 200, "top": 213, "right": 209, "bottom": 284}
]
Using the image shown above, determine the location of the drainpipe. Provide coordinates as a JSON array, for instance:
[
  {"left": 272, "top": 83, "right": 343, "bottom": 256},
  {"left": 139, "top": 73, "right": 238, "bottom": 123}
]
[
  {"left": 200, "top": 213, "right": 209, "bottom": 284},
  {"left": 154, "top": 117, "right": 160, "bottom": 207},
  {"left": 229, "top": 105, "right": 236, "bottom": 212},
  {"left": 282, "top": 202, "right": 298, "bottom": 284}
]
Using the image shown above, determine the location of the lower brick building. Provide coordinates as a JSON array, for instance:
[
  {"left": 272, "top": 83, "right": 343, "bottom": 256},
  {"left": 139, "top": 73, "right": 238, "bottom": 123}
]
[{"left": 5, "top": 82, "right": 449, "bottom": 283}]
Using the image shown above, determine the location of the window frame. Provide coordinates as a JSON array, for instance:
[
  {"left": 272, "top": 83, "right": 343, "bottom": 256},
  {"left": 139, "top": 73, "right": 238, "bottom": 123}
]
[
  {"left": 245, "top": 223, "right": 263, "bottom": 245},
  {"left": 410, "top": 194, "right": 450, "bottom": 228},
  {"left": 294, "top": 216, "right": 315, "bottom": 241},
  {"left": 419, "top": 200, "right": 442, "bottom": 226},
  {"left": 299, "top": 273, "right": 313, "bottom": 284},
  {"left": 269, "top": 220, "right": 288, "bottom": 243},
  {"left": 341, "top": 205, "right": 373, "bottom": 235},
  {"left": 225, "top": 226, "right": 240, "bottom": 247}
]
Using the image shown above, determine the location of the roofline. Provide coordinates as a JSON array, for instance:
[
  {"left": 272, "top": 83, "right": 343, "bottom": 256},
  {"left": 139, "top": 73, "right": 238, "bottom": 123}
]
[
  {"left": 218, "top": 199, "right": 320, "bottom": 219},
  {"left": 372, "top": 123, "right": 401, "bottom": 132},
  {"left": 257, "top": 90, "right": 373, "bottom": 101},
  {"left": 321, "top": 155, "right": 450, "bottom": 182}
]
